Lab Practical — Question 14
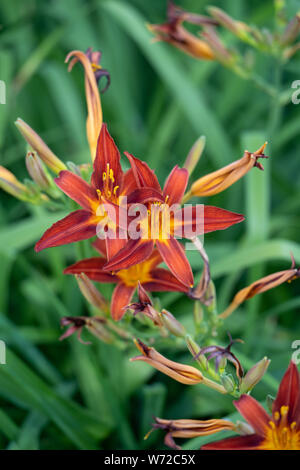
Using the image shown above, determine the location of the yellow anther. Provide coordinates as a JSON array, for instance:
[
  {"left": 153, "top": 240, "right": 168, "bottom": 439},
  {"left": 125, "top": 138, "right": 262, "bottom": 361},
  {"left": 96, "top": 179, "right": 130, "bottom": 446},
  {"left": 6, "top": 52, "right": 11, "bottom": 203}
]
[
  {"left": 269, "top": 421, "right": 276, "bottom": 429},
  {"left": 274, "top": 411, "right": 280, "bottom": 421},
  {"left": 96, "top": 189, "right": 102, "bottom": 198},
  {"left": 103, "top": 172, "right": 107, "bottom": 181},
  {"left": 280, "top": 406, "right": 289, "bottom": 416},
  {"left": 113, "top": 186, "right": 119, "bottom": 195}
]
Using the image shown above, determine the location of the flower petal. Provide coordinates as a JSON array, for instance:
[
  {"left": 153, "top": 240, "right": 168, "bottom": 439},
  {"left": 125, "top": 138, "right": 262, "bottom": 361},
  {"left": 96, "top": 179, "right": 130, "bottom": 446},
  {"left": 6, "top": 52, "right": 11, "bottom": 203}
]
[
  {"left": 272, "top": 361, "right": 300, "bottom": 424},
  {"left": 35, "top": 210, "right": 97, "bottom": 252},
  {"left": 103, "top": 238, "right": 154, "bottom": 272},
  {"left": 203, "top": 205, "right": 245, "bottom": 232},
  {"left": 127, "top": 187, "right": 164, "bottom": 205},
  {"left": 55, "top": 171, "right": 98, "bottom": 211},
  {"left": 105, "top": 237, "right": 127, "bottom": 261},
  {"left": 143, "top": 268, "right": 188, "bottom": 293},
  {"left": 121, "top": 168, "right": 138, "bottom": 196},
  {"left": 163, "top": 165, "right": 188, "bottom": 205},
  {"left": 234, "top": 395, "right": 270, "bottom": 437},
  {"left": 202, "top": 434, "right": 264, "bottom": 450},
  {"left": 64, "top": 257, "right": 117, "bottom": 283},
  {"left": 91, "top": 123, "right": 123, "bottom": 189},
  {"left": 156, "top": 238, "right": 193, "bottom": 288},
  {"left": 111, "top": 283, "right": 135, "bottom": 321},
  {"left": 125, "top": 152, "right": 161, "bottom": 191},
  {"left": 92, "top": 238, "right": 107, "bottom": 257}
]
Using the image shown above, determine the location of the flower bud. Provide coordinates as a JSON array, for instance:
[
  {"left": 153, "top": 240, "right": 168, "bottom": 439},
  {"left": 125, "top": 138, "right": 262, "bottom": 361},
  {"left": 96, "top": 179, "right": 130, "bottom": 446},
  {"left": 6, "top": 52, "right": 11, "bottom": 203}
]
[
  {"left": 160, "top": 309, "right": 186, "bottom": 337},
  {"left": 131, "top": 339, "right": 204, "bottom": 385},
  {"left": 185, "top": 335, "right": 208, "bottom": 369},
  {"left": 75, "top": 273, "right": 109, "bottom": 313},
  {"left": 280, "top": 14, "right": 300, "bottom": 46},
  {"left": 85, "top": 317, "right": 114, "bottom": 344},
  {"left": 26, "top": 150, "right": 51, "bottom": 190},
  {"left": 220, "top": 373, "right": 235, "bottom": 393},
  {"left": 15, "top": 118, "right": 66, "bottom": 174},
  {"left": 220, "top": 259, "right": 299, "bottom": 319},
  {"left": 183, "top": 136, "right": 206, "bottom": 176},
  {"left": 0, "top": 165, "right": 30, "bottom": 201},
  {"left": 240, "top": 357, "right": 270, "bottom": 393},
  {"left": 191, "top": 143, "right": 268, "bottom": 197}
]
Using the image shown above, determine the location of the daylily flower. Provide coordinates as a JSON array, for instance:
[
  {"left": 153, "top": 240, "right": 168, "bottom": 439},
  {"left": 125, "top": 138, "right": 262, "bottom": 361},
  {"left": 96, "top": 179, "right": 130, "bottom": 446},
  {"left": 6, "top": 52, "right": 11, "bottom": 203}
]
[
  {"left": 131, "top": 339, "right": 205, "bottom": 385},
  {"left": 148, "top": 1, "right": 216, "bottom": 60},
  {"left": 195, "top": 332, "right": 244, "bottom": 380},
  {"left": 131, "top": 339, "right": 227, "bottom": 393},
  {"left": 66, "top": 48, "right": 110, "bottom": 160},
  {"left": 64, "top": 238, "right": 188, "bottom": 321},
  {"left": 127, "top": 282, "right": 163, "bottom": 327},
  {"left": 60, "top": 315, "right": 113, "bottom": 344},
  {"left": 103, "top": 153, "right": 245, "bottom": 288},
  {"left": 149, "top": 417, "right": 236, "bottom": 450},
  {"left": 220, "top": 257, "right": 300, "bottom": 319},
  {"left": 186, "top": 142, "right": 268, "bottom": 199},
  {"left": 202, "top": 361, "right": 300, "bottom": 450},
  {"left": 35, "top": 124, "right": 136, "bottom": 256}
]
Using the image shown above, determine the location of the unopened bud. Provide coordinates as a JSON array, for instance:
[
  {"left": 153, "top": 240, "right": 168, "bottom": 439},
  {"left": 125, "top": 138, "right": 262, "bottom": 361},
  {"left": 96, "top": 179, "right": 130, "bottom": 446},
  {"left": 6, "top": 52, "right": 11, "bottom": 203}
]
[
  {"left": 208, "top": 7, "right": 248, "bottom": 37},
  {"left": 26, "top": 151, "right": 51, "bottom": 190},
  {"left": 160, "top": 309, "right": 186, "bottom": 337},
  {"left": 0, "top": 165, "right": 30, "bottom": 201},
  {"left": 75, "top": 273, "right": 109, "bottom": 313},
  {"left": 15, "top": 118, "right": 66, "bottom": 174},
  {"left": 183, "top": 136, "right": 206, "bottom": 176},
  {"left": 185, "top": 335, "right": 208, "bottom": 369},
  {"left": 220, "top": 373, "right": 235, "bottom": 393},
  {"left": 281, "top": 14, "right": 300, "bottom": 45},
  {"left": 240, "top": 357, "right": 270, "bottom": 393},
  {"left": 85, "top": 317, "right": 114, "bottom": 344}
]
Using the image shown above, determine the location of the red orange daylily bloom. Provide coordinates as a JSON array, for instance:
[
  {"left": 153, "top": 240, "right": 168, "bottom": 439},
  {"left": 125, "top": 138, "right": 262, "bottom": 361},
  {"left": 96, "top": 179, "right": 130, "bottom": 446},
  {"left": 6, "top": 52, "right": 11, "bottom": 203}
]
[
  {"left": 35, "top": 124, "right": 136, "bottom": 257},
  {"left": 148, "top": 1, "right": 217, "bottom": 60},
  {"left": 220, "top": 259, "right": 300, "bottom": 319},
  {"left": 64, "top": 238, "right": 188, "bottom": 321},
  {"left": 103, "top": 153, "right": 245, "bottom": 288},
  {"left": 203, "top": 361, "right": 300, "bottom": 450}
]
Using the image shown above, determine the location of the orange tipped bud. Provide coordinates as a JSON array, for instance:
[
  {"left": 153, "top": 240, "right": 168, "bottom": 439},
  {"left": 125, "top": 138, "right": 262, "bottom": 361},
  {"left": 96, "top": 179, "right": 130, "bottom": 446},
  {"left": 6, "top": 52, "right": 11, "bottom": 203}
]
[
  {"left": 65, "top": 49, "right": 107, "bottom": 160},
  {"left": 147, "top": 3, "right": 215, "bottom": 60},
  {"left": 190, "top": 143, "right": 269, "bottom": 197},
  {"left": 75, "top": 273, "right": 109, "bottom": 313},
  {"left": 240, "top": 357, "right": 270, "bottom": 393},
  {"left": 0, "top": 165, "right": 30, "bottom": 201},
  {"left": 131, "top": 339, "right": 204, "bottom": 385},
  {"left": 150, "top": 416, "right": 236, "bottom": 449},
  {"left": 208, "top": 7, "right": 251, "bottom": 38},
  {"left": 220, "top": 259, "right": 300, "bottom": 319},
  {"left": 15, "top": 118, "right": 66, "bottom": 174}
]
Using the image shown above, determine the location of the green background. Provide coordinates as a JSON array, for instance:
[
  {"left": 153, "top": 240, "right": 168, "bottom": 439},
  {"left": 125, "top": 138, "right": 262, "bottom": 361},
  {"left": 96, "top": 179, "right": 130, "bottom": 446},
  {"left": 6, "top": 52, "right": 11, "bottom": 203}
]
[{"left": 0, "top": 0, "right": 299, "bottom": 450}]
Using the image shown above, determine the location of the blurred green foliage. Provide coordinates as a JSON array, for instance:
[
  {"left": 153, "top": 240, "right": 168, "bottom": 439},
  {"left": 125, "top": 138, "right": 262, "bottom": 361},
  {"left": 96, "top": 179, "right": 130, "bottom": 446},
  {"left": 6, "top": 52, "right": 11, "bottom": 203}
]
[{"left": 0, "top": 0, "right": 300, "bottom": 450}]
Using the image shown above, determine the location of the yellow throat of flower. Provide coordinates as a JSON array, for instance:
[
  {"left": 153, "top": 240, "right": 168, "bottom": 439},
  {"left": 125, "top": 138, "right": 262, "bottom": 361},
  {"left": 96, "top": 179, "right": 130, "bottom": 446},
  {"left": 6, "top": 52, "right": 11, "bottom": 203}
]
[
  {"left": 117, "top": 261, "right": 153, "bottom": 287},
  {"left": 261, "top": 406, "right": 300, "bottom": 450}
]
